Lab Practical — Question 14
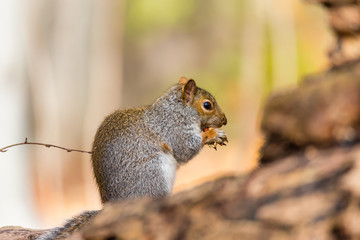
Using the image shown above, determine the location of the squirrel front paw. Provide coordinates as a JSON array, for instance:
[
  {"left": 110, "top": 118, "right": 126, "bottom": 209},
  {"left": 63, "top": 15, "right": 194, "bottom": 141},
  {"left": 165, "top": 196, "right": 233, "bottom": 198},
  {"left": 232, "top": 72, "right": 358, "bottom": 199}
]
[{"left": 202, "top": 128, "right": 228, "bottom": 150}]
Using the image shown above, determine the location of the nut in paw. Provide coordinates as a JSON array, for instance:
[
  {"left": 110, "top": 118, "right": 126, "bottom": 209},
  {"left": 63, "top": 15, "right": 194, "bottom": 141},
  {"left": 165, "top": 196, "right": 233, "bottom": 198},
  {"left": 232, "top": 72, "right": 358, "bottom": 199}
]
[{"left": 204, "top": 128, "right": 228, "bottom": 150}]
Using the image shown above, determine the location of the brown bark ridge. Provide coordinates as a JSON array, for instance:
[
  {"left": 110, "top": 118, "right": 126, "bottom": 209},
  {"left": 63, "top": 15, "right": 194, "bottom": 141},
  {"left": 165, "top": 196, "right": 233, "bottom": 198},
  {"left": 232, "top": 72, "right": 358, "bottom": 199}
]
[
  {"left": 260, "top": 60, "right": 360, "bottom": 164},
  {"left": 306, "top": 0, "right": 360, "bottom": 66},
  {"left": 0, "top": 226, "right": 44, "bottom": 240}
]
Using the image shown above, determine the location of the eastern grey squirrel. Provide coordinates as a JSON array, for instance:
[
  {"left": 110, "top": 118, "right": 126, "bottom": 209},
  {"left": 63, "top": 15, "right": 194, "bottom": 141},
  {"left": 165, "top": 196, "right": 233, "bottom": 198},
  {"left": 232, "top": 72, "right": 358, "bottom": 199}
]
[{"left": 36, "top": 77, "right": 227, "bottom": 240}]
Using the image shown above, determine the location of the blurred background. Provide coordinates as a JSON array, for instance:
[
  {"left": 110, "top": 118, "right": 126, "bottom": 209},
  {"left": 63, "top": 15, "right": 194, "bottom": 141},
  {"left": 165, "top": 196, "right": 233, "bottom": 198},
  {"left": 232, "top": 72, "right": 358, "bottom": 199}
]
[{"left": 0, "top": 0, "right": 331, "bottom": 229}]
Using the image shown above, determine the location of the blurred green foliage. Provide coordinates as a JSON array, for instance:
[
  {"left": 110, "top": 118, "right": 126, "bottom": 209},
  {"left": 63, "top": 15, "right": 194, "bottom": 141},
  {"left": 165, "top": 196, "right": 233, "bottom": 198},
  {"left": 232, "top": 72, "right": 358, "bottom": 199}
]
[{"left": 121, "top": 0, "right": 331, "bottom": 141}]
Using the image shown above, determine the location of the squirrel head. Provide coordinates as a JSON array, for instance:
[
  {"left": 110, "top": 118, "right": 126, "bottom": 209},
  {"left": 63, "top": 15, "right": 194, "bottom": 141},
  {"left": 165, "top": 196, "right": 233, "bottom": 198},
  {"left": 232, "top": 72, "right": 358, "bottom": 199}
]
[{"left": 179, "top": 77, "right": 227, "bottom": 131}]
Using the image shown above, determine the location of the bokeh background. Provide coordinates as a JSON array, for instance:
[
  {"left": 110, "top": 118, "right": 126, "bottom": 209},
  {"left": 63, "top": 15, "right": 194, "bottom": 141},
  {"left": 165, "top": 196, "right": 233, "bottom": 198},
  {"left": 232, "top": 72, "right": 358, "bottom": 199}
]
[{"left": 0, "top": 0, "right": 331, "bottom": 229}]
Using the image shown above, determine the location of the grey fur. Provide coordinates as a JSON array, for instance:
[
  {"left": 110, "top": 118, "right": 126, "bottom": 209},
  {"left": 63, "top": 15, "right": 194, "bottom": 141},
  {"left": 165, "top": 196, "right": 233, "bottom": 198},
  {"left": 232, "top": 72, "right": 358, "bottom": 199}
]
[
  {"left": 36, "top": 80, "right": 227, "bottom": 240},
  {"left": 92, "top": 84, "right": 206, "bottom": 203}
]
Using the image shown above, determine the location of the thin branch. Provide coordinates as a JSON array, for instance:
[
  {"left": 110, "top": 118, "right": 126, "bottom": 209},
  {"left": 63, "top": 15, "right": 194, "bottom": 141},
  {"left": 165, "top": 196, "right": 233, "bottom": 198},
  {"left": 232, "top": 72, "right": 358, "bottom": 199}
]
[{"left": 0, "top": 138, "right": 92, "bottom": 154}]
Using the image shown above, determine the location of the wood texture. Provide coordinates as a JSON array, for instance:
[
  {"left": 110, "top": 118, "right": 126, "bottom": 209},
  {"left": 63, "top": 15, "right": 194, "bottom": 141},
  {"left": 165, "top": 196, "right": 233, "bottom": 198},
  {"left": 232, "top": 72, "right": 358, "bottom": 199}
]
[
  {"left": 260, "top": 60, "right": 360, "bottom": 163},
  {"left": 0, "top": 226, "right": 44, "bottom": 240},
  {"left": 310, "top": 0, "right": 360, "bottom": 66},
  {"left": 328, "top": 4, "right": 360, "bottom": 34},
  {"left": 68, "top": 144, "right": 360, "bottom": 240}
]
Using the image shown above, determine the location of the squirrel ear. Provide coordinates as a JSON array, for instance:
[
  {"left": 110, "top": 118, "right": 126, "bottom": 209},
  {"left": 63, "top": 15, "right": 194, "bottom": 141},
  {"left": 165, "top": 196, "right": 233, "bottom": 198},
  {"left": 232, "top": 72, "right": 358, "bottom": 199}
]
[
  {"left": 182, "top": 79, "right": 196, "bottom": 105},
  {"left": 178, "top": 77, "right": 188, "bottom": 85}
]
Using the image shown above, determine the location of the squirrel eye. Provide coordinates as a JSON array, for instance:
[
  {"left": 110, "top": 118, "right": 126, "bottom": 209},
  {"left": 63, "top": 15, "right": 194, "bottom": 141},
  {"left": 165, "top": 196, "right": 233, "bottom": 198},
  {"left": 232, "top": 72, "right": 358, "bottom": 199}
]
[{"left": 202, "top": 101, "right": 213, "bottom": 110}]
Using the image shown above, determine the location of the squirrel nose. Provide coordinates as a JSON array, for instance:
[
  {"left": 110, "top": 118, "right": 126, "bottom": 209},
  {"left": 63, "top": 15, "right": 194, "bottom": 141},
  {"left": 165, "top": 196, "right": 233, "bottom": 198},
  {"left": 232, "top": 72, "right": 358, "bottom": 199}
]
[{"left": 221, "top": 114, "right": 227, "bottom": 126}]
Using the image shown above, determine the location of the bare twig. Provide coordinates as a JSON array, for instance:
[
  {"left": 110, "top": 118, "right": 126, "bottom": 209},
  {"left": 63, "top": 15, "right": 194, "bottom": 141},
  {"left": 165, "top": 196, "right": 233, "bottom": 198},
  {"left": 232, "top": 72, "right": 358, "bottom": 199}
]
[{"left": 0, "top": 138, "right": 92, "bottom": 154}]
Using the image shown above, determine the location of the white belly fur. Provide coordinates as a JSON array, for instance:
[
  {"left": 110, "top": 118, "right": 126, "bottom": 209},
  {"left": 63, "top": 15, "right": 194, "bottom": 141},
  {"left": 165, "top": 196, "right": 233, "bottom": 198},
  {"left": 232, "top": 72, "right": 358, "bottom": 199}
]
[{"left": 159, "top": 152, "right": 177, "bottom": 193}]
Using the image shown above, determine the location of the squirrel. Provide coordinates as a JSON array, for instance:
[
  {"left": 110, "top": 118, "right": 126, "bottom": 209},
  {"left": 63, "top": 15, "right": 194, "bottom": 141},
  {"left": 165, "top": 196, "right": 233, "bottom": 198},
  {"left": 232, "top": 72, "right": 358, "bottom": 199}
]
[{"left": 35, "top": 77, "right": 227, "bottom": 240}]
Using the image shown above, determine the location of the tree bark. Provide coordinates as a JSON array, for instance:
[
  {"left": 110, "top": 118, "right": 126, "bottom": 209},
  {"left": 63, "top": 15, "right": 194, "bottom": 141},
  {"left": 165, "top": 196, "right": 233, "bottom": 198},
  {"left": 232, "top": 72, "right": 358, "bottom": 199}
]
[
  {"left": 307, "top": 0, "right": 360, "bottom": 66},
  {"left": 0, "top": 226, "right": 44, "bottom": 240},
  {"left": 73, "top": 139, "right": 360, "bottom": 239}
]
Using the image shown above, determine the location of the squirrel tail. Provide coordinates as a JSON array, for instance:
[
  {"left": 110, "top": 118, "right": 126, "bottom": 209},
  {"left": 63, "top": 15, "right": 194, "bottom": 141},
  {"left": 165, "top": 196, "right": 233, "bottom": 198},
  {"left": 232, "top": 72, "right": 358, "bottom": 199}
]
[{"left": 35, "top": 210, "right": 98, "bottom": 240}]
